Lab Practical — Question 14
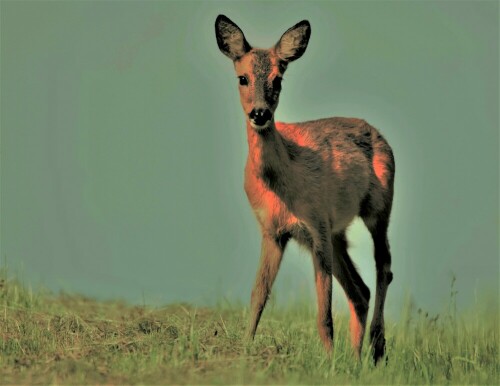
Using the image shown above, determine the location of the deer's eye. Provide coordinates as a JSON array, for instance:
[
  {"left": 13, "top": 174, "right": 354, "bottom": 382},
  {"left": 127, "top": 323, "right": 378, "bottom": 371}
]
[
  {"left": 272, "top": 76, "right": 282, "bottom": 90},
  {"left": 238, "top": 76, "right": 248, "bottom": 86}
]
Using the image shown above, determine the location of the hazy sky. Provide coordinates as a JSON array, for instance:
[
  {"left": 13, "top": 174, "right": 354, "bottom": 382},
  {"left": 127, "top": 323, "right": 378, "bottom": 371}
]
[{"left": 1, "top": 1, "right": 498, "bottom": 315}]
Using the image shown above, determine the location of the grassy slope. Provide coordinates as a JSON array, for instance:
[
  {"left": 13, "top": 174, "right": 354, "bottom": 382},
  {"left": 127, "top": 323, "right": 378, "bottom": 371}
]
[{"left": 0, "top": 271, "right": 498, "bottom": 385}]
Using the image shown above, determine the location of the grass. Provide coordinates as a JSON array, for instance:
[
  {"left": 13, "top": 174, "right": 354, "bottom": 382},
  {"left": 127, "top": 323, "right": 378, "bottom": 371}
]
[{"left": 0, "top": 270, "right": 498, "bottom": 385}]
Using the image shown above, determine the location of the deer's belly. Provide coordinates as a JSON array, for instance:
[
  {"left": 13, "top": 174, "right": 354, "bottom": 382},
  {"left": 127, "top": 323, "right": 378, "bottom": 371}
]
[
  {"left": 331, "top": 211, "right": 357, "bottom": 233},
  {"left": 249, "top": 189, "right": 360, "bottom": 235}
]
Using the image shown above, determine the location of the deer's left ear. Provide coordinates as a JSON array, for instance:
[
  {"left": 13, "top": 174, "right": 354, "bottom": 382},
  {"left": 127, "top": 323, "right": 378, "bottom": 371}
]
[{"left": 275, "top": 20, "right": 311, "bottom": 63}]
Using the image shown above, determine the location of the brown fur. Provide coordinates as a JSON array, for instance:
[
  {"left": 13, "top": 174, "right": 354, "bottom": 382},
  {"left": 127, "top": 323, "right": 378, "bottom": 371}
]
[{"left": 215, "top": 15, "right": 395, "bottom": 363}]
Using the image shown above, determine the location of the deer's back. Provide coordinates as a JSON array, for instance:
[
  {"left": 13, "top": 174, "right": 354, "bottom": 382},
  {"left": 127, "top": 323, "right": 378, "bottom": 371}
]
[{"left": 276, "top": 116, "right": 392, "bottom": 162}]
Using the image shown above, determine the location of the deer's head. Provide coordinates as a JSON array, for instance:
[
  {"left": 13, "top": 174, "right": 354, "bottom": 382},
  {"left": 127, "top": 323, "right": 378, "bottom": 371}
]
[{"left": 215, "top": 15, "right": 311, "bottom": 131}]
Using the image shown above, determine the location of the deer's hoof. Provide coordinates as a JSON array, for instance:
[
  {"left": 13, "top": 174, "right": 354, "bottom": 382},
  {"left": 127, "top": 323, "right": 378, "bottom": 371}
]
[{"left": 370, "top": 328, "right": 386, "bottom": 365}]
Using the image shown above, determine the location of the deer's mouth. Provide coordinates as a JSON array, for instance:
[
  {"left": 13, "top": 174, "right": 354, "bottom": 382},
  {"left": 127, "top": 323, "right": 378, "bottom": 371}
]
[{"left": 249, "top": 119, "right": 272, "bottom": 131}]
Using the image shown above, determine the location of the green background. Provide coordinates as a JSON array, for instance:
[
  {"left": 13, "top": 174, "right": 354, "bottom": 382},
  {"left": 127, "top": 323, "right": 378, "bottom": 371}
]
[{"left": 1, "top": 1, "right": 498, "bottom": 314}]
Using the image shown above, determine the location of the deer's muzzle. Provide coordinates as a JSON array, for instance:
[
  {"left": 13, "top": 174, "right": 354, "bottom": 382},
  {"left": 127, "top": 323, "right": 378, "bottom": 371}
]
[{"left": 249, "top": 108, "right": 272, "bottom": 128}]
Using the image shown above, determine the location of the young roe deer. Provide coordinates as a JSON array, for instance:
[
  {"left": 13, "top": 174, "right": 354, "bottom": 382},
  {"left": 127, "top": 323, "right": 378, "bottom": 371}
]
[{"left": 215, "top": 15, "right": 395, "bottom": 363}]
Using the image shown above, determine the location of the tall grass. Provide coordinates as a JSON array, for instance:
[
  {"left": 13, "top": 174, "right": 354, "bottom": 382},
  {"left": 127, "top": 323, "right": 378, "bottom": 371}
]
[{"left": 0, "top": 268, "right": 498, "bottom": 384}]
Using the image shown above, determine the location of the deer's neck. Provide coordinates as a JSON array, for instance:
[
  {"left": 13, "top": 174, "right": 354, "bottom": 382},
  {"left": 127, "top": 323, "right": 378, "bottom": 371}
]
[{"left": 246, "top": 121, "right": 290, "bottom": 182}]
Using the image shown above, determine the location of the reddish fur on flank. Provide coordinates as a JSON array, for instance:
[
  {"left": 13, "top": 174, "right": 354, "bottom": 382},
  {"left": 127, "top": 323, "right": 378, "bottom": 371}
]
[{"left": 373, "top": 153, "right": 389, "bottom": 188}]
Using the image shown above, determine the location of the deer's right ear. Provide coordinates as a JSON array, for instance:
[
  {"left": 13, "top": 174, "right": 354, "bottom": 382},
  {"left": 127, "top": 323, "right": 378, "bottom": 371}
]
[{"left": 215, "top": 15, "right": 251, "bottom": 61}]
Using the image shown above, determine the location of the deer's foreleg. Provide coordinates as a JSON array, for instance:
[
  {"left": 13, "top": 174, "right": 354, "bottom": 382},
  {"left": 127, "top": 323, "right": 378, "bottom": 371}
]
[
  {"left": 246, "top": 233, "right": 287, "bottom": 340},
  {"left": 311, "top": 225, "right": 334, "bottom": 353}
]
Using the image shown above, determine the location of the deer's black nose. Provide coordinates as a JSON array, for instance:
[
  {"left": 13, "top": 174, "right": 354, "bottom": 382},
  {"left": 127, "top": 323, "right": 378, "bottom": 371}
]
[{"left": 249, "top": 108, "right": 272, "bottom": 126}]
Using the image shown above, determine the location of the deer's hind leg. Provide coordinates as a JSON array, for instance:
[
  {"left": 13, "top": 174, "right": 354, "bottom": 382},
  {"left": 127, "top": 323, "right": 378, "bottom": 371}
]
[
  {"left": 361, "top": 135, "right": 395, "bottom": 363},
  {"left": 331, "top": 232, "right": 370, "bottom": 358},
  {"left": 362, "top": 203, "right": 394, "bottom": 363}
]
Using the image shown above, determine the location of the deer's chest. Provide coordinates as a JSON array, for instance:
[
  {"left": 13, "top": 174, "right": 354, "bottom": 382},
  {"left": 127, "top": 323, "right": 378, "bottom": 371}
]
[{"left": 244, "top": 170, "right": 300, "bottom": 234}]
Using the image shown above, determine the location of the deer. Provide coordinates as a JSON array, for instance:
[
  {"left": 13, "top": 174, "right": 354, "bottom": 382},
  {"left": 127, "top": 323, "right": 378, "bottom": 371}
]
[{"left": 214, "top": 14, "right": 395, "bottom": 363}]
